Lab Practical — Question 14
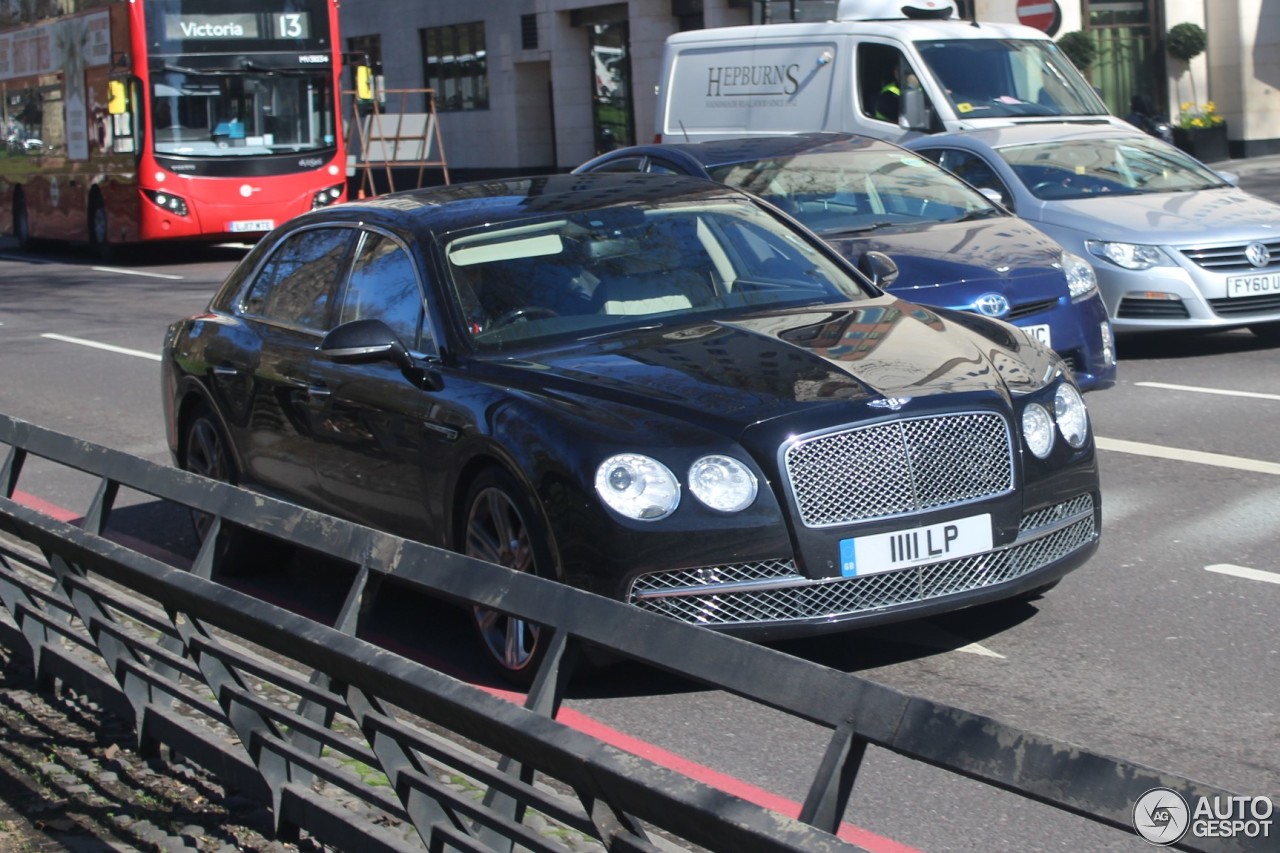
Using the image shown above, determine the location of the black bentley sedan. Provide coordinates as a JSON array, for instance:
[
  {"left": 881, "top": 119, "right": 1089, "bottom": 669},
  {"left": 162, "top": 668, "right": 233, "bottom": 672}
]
[{"left": 162, "top": 172, "right": 1101, "bottom": 682}]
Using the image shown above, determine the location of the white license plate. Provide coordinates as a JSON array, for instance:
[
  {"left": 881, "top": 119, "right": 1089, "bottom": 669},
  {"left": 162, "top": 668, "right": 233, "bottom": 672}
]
[
  {"left": 228, "top": 219, "right": 275, "bottom": 233},
  {"left": 839, "top": 513, "right": 993, "bottom": 577},
  {"left": 1227, "top": 273, "right": 1280, "bottom": 298},
  {"left": 1024, "top": 324, "right": 1052, "bottom": 347}
]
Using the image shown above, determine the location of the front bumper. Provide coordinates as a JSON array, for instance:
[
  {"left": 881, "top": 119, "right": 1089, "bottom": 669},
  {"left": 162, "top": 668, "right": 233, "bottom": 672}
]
[
  {"left": 627, "top": 492, "right": 1098, "bottom": 639},
  {"left": 1098, "top": 251, "right": 1280, "bottom": 333}
]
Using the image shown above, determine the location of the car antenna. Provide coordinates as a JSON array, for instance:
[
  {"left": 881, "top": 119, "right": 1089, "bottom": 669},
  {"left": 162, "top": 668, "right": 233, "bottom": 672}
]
[{"left": 679, "top": 120, "right": 690, "bottom": 142}]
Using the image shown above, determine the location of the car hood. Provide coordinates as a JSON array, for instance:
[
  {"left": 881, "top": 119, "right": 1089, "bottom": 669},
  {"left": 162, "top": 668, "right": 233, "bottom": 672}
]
[
  {"left": 1031, "top": 187, "right": 1280, "bottom": 244},
  {"left": 491, "top": 298, "right": 1050, "bottom": 437},
  {"left": 821, "top": 219, "right": 1068, "bottom": 307}
]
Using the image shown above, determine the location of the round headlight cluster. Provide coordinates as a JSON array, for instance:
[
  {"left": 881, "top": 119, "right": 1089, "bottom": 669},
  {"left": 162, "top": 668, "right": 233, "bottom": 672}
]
[
  {"left": 595, "top": 454, "right": 680, "bottom": 521},
  {"left": 1022, "top": 383, "right": 1090, "bottom": 458},
  {"left": 688, "top": 454, "right": 758, "bottom": 512},
  {"left": 595, "top": 453, "right": 758, "bottom": 520}
]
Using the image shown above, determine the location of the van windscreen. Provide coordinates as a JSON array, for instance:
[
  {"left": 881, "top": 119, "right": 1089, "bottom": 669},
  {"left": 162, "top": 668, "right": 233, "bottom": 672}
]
[{"left": 916, "top": 39, "right": 1109, "bottom": 120}]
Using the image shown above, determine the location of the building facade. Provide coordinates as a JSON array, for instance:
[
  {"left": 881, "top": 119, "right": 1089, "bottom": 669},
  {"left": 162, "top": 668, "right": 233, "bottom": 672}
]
[{"left": 336, "top": 0, "right": 1278, "bottom": 183}]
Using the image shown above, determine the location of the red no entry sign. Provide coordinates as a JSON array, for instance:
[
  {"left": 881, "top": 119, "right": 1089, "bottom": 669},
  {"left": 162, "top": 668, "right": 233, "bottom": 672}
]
[{"left": 1016, "top": 0, "right": 1061, "bottom": 35}]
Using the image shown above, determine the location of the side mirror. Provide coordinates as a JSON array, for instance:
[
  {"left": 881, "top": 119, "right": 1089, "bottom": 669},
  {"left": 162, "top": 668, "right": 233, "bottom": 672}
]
[
  {"left": 1215, "top": 170, "right": 1239, "bottom": 186},
  {"left": 320, "top": 319, "right": 441, "bottom": 389},
  {"left": 858, "top": 251, "right": 899, "bottom": 289},
  {"left": 107, "top": 79, "right": 128, "bottom": 115},
  {"left": 978, "top": 187, "right": 1007, "bottom": 208},
  {"left": 900, "top": 86, "right": 931, "bottom": 132},
  {"left": 355, "top": 65, "right": 374, "bottom": 101}
]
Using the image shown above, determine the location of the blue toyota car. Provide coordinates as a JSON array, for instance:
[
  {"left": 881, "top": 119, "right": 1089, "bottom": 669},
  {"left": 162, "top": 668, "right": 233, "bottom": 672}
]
[{"left": 576, "top": 132, "right": 1116, "bottom": 391}]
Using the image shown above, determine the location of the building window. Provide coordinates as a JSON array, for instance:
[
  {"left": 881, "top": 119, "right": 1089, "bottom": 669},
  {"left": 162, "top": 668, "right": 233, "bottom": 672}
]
[
  {"left": 347, "top": 34, "right": 383, "bottom": 74},
  {"left": 421, "top": 22, "right": 489, "bottom": 112}
]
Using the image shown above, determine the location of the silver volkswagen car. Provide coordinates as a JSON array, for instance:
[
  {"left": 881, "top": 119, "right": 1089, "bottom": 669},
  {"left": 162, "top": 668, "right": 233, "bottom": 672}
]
[{"left": 907, "top": 123, "right": 1280, "bottom": 342}]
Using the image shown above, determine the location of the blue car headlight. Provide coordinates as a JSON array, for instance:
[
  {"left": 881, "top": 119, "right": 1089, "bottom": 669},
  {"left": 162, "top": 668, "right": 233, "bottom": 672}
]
[{"left": 1061, "top": 251, "right": 1098, "bottom": 300}]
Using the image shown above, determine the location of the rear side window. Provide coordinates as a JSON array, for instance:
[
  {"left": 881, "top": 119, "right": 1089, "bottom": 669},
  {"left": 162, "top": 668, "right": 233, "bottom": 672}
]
[{"left": 241, "top": 227, "right": 356, "bottom": 331}]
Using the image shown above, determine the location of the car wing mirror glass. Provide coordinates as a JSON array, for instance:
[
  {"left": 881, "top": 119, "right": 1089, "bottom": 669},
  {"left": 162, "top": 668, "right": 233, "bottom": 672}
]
[
  {"left": 979, "top": 187, "right": 1007, "bottom": 208},
  {"left": 900, "top": 86, "right": 930, "bottom": 132},
  {"left": 858, "top": 250, "right": 899, "bottom": 289},
  {"left": 320, "top": 318, "right": 442, "bottom": 389}
]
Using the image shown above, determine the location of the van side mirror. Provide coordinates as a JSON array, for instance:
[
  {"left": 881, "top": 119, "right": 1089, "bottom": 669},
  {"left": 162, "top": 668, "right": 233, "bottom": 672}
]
[{"left": 900, "top": 86, "right": 930, "bottom": 132}]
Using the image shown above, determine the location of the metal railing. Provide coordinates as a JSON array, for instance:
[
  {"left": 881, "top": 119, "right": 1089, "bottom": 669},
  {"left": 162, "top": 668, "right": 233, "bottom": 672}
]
[{"left": 0, "top": 413, "right": 1254, "bottom": 852}]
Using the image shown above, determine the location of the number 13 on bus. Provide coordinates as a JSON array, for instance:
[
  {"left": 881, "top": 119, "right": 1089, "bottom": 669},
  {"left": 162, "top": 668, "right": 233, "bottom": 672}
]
[{"left": 1, "top": 0, "right": 364, "bottom": 256}]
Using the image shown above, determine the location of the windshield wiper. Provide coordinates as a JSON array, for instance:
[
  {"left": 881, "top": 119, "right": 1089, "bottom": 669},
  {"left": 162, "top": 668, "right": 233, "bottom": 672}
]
[
  {"left": 952, "top": 208, "right": 1004, "bottom": 222},
  {"left": 820, "top": 220, "right": 899, "bottom": 236}
]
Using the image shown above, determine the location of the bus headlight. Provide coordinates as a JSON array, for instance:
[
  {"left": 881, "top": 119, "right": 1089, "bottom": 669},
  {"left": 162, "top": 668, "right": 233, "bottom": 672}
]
[
  {"left": 312, "top": 184, "right": 346, "bottom": 209},
  {"left": 142, "top": 189, "right": 189, "bottom": 217}
]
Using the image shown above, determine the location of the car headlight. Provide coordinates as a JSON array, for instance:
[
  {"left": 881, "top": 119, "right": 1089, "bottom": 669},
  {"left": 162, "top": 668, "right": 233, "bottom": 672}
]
[
  {"left": 595, "top": 454, "right": 680, "bottom": 520},
  {"left": 1060, "top": 251, "right": 1097, "bottom": 300},
  {"left": 1055, "top": 383, "right": 1089, "bottom": 448},
  {"left": 1022, "top": 403, "right": 1055, "bottom": 458},
  {"left": 1085, "top": 240, "right": 1173, "bottom": 270},
  {"left": 688, "top": 454, "right": 757, "bottom": 513}
]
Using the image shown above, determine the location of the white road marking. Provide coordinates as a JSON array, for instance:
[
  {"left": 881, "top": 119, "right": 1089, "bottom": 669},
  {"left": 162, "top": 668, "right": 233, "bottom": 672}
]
[
  {"left": 1205, "top": 564, "right": 1280, "bottom": 585},
  {"left": 41, "top": 333, "right": 161, "bottom": 361},
  {"left": 1136, "top": 381, "right": 1280, "bottom": 402},
  {"left": 870, "top": 622, "right": 1006, "bottom": 658},
  {"left": 91, "top": 265, "right": 183, "bottom": 280},
  {"left": 1095, "top": 437, "right": 1280, "bottom": 476}
]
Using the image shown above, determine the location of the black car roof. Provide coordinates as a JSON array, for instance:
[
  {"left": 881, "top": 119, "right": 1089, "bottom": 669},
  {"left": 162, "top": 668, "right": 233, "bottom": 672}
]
[
  {"left": 296, "top": 172, "right": 746, "bottom": 235},
  {"left": 577, "top": 132, "right": 891, "bottom": 173}
]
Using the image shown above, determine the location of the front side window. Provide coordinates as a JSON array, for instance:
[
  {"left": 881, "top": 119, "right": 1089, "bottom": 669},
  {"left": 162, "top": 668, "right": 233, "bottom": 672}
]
[
  {"left": 421, "top": 22, "right": 488, "bottom": 111},
  {"left": 241, "top": 227, "right": 355, "bottom": 330},
  {"left": 151, "top": 69, "right": 336, "bottom": 157},
  {"left": 337, "top": 232, "right": 427, "bottom": 349},
  {"left": 918, "top": 148, "right": 1011, "bottom": 203}
]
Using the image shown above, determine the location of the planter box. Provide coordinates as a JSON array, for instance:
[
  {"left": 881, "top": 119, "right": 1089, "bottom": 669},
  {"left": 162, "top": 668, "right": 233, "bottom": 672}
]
[{"left": 1173, "top": 125, "right": 1229, "bottom": 163}]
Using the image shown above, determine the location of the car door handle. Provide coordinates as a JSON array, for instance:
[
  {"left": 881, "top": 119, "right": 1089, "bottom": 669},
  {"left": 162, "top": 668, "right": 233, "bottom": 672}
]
[
  {"left": 306, "top": 383, "right": 331, "bottom": 400},
  {"left": 211, "top": 365, "right": 239, "bottom": 378}
]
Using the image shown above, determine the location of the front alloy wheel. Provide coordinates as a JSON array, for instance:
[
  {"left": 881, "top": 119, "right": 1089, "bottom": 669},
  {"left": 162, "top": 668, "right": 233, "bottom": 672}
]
[{"left": 462, "top": 470, "right": 550, "bottom": 683}]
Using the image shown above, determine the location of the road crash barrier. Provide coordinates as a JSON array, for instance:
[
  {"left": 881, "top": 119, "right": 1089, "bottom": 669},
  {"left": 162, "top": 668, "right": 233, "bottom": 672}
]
[{"left": 0, "top": 413, "right": 1255, "bottom": 852}]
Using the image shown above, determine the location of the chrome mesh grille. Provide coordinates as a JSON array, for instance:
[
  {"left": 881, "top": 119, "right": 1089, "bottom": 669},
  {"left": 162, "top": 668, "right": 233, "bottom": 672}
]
[
  {"left": 784, "top": 413, "right": 1013, "bottom": 527},
  {"left": 628, "top": 495, "right": 1095, "bottom": 627},
  {"left": 1181, "top": 240, "right": 1280, "bottom": 272}
]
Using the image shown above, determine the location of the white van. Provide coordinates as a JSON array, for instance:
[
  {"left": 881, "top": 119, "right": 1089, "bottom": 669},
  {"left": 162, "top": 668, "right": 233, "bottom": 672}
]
[{"left": 655, "top": 0, "right": 1125, "bottom": 143}]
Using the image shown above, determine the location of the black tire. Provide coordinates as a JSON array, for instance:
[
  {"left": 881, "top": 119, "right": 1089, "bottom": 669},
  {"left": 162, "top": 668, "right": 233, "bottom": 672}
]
[
  {"left": 460, "top": 468, "right": 554, "bottom": 685},
  {"left": 13, "top": 189, "right": 32, "bottom": 251},
  {"left": 88, "top": 194, "right": 115, "bottom": 261},
  {"left": 1250, "top": 323, "right": 1280, "bottom": 345},
  {"left": 181, "top": 404, "right": 238, "bottom": 542}
]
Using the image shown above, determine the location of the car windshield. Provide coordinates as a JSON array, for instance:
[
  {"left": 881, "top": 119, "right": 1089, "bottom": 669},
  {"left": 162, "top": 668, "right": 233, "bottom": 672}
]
[
  {"left": 704, "top": 147, "right": 1000, "bottom": 237},
  {"left": 151, "top": 69, "right": 337, "bottom": 157},
  {"left": 917, "top": 38, "right": 1109, "bottom": 119},
  {"left": 445, "top": 199, "right": 873, "bottom": 351},
  {"left": 998, "top": 136, "right": 1231, "bottom": 200}
]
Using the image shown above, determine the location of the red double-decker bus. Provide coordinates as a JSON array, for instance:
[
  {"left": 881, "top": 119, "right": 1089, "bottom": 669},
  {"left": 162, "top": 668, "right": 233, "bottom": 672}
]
[{"left": 1, "top": 0, "right": 353, "bottom": 256}]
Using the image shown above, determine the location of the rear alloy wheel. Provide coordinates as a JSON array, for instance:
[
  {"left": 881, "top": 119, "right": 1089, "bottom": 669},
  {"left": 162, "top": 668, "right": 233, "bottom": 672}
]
[
  {"left": 461, "top": 469, "right": 552, "bottom": 684},
  {"left": 182, "top": 405, "right": 237, "bottom": 542}
]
